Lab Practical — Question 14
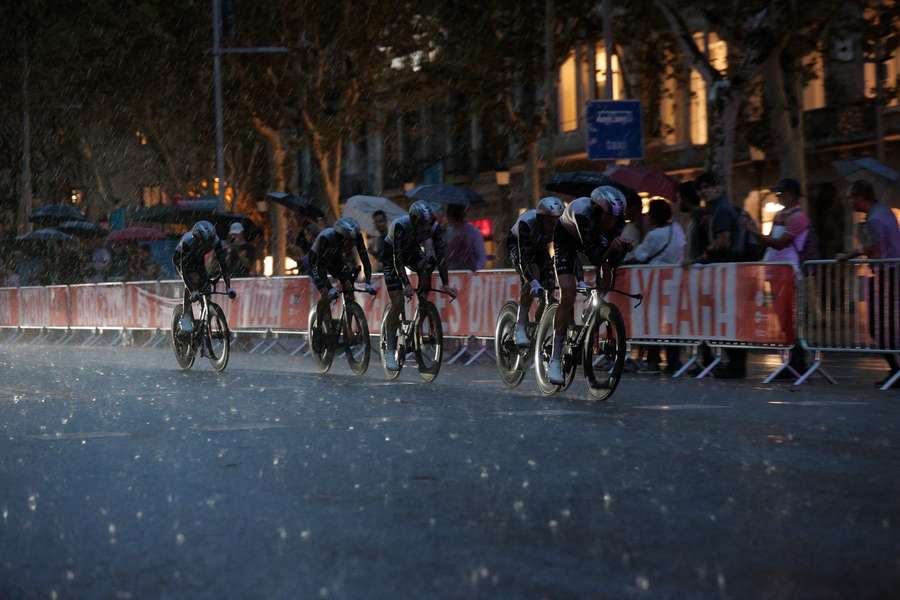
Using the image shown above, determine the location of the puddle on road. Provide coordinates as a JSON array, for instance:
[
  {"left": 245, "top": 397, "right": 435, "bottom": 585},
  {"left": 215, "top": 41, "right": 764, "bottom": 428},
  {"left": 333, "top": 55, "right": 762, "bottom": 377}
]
[
  {"left": 768, "top": 400, "right": 868, "bottom": 407},
  {"left": 191, "top": 423, "right": 289, "bottom": 432},
  {"left": 494, "top": 410, "right": 594, "bottom": 417},
  {"left": 633, "top": 404, "right": 730, "bottom": 411}
]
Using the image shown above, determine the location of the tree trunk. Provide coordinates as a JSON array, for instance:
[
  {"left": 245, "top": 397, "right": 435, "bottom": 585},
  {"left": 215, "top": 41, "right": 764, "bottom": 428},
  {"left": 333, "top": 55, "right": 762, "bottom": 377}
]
[
  {"left": 875, "top": 45, "right": 886, "bottom": 163},
  {"left": 318, "top": 140, "right": 343, "bottom": 220},
  {"left": 525, "top": 138, "right": 541, "bottom": 208},
  {"left": 79, "top": 135, "right": 112, "bottom": 220},
  {"left": 469, "top": 110, "right": 482, "bottom": 180},
  {"left": 765, "top": 53, "right": 806, "bottom": 202},
  {"left": 366, "top": 118, "right": 384, "bottom": 195},
  {"left": 705, "top": 89, "right": 742, "bottom": 202},
  {"left": 18, "top": 36, "right": 32, "bottom": 235},
  {"left": 254, "top": 117, "right": 288, "bottom": 276}
]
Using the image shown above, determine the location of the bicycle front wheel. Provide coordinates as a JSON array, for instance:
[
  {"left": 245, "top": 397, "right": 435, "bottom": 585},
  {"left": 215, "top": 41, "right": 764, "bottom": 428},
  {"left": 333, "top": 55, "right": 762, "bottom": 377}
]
[
  {"left": 308, "top": 306, "right": 335, "bottom": 374},
  {"left": 171, "top": 305, "right": 195, "bottom": 370},
  {"left": 495, "top": 301, "right": 525, "bottom": 388},
  {"left": 205, "top": 303, "right": 231, "bottom": 372},
  {"left": 344, "top": 301, "right": 371, "bottom": 375},
  {"left": 533, "top": 304, "right": 562, "bottom": 396},
  {"left": 415, "top": 301, "right": 443, "bottom": 383},
  {"left": 582, "top": 302, "right": 627, "bottom": 401}
]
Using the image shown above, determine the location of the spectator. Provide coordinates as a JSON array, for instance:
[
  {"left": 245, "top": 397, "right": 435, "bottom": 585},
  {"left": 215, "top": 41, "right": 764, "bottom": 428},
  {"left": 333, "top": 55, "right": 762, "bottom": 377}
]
[
  {"left": 625, "top": 199, "right": 686, "bottom": 373},
  {"left": 127, "top": 244, "right": 160, "bottom": 281},
  {"left": 845, "top": 179, "right": 900, "bottom": 385},
  {"left": 368, "top": 209, "right": 390, "bottom": 272},
  {"left": 444, "top": 203, "right": 486, "bottom": 271},
  {"left": 694, "top": 171, "right": 747, "bottom": 378},
  {"left": 620, "top": 192, "right": 646, "bottom": 248},
  {"left": 225, "top": 222, "right": 257, "bottom": 277},
  {"left": 764, "top": 178, "right": 814, "bottom": 378},
  {"left": 85, "top": 247, "right": 112, "bottom": 283}
]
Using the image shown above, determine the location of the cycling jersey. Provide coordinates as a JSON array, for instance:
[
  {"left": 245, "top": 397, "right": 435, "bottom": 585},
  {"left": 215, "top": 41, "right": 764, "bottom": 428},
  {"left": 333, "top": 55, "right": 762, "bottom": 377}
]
[
  {"left": 382, "top": 215, "right": 449, "bottom": 292},
  {"left": 308, "top": 227, "right": 372, "bottom": 291},
  {"left": 172, "top": 230, "right": 231, "bottom": 292},
  {"left": 554, "top": 196, "right": 624, "bottom": 276}
]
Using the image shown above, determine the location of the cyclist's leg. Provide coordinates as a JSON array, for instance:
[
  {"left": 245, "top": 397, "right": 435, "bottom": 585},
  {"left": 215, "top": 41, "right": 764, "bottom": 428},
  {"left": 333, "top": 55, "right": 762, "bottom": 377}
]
[
  {"left": 179, "top": 264, "right": 205, "bottom": 332},
  {"left": 381, "top": 243, "right": 405, "bottom": 369},
  {"left": 509, "top": 237, "right": 532, "bottom": 346},
  {"left": 550, "top": 228, "right": 579, "bottom": 383}
]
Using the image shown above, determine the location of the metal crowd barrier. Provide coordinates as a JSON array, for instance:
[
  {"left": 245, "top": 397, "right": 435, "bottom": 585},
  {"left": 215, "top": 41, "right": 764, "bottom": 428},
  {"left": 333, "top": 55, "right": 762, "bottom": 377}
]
[{"left": 798, "top": 258, "right": 900, "bottom": 390}]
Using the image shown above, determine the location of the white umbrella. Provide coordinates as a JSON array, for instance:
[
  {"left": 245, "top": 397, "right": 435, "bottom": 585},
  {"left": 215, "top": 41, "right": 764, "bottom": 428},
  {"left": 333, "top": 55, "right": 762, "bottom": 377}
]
[
  {"left": 343, "top": 195, "right": 406, "bottom": 235},
  {"left": 833, "top": 158, "right": 899, "bottom": 203}
]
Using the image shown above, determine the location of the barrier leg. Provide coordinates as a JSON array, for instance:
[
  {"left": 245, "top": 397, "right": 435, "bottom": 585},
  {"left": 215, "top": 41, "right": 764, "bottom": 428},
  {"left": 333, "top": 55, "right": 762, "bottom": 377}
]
[
  {"left": 671, "top": 347, "right": 699, "bottom": 379},
  {"left": 762, "top": 350, "right": 801, "bottom": 384},
  {"left": 464, "top": 338, "right": 493, "bottom": 366},
  {"left": 695, "top": 348, "right": 721, "bottom": 379},
  {"left": 793, "top": 352, "right": 836, "bottom": 386},
  {"left": 880, "top": 364, "right": 900, "bottom": 391},
  {"left": 290, "top": 338, "right": 309, "bottom": 356},
  {"left": 248, "top": 333, "right": 270, "bottom": 354},
  {"left": 447, "top": 338, "right": 472, "bottom": 365}
]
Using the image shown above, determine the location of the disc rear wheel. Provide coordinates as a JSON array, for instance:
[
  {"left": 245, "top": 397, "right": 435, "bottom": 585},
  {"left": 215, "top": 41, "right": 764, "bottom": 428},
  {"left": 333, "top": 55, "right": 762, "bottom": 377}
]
[
  {"left": 495, "top": 301, "right": 525, "bottom": 388},
  {"left": 344, "top": 301, "right": 371, "bottom": 375},
  {"left": 308, "top": 306, "right": 335, "bottom": 374},
  {"left": 171, "top": 305, "right": 195, "bottom": 370}
]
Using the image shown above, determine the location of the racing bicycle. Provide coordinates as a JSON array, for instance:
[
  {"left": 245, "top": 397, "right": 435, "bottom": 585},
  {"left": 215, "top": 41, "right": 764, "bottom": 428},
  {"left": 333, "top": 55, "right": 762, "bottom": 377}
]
[
  {"left": 308, "top": 284, "right": 377, "bottom": 375},
  {"left": 171, "top": 277, "right": 232, "bottom": 372},
  {"left": 533, "top": 265, "right": 642, "bottom": 401},
  {"left": 494, "top": 284, "right": 557, "bottom": 389}
]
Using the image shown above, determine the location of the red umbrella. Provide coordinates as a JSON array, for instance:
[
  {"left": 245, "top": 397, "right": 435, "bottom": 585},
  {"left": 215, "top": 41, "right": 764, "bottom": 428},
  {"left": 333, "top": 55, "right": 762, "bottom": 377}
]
[
  {"left": 605, "top": 166, "right": 678, "bottom": 201},
  {"left": 106, "top": 227, "right": 166, "bottom": 242}
]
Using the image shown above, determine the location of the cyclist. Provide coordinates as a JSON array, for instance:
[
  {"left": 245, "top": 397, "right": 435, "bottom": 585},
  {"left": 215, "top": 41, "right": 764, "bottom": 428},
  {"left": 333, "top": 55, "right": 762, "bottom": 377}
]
[
  {"left": 507, "top": 196, "right": 565, "bottom": 347},
  {"left": 548, "top": 186, "right": 631, "bottom": 384},
  {"left": 172, "top": 220, "right": 236, "bottom": 335},
  {"left": 309, "top": 217, "right": 375, "bottom": 319},
  {"left": 382, "top": 201, "right": 457, "bottom": 370}
]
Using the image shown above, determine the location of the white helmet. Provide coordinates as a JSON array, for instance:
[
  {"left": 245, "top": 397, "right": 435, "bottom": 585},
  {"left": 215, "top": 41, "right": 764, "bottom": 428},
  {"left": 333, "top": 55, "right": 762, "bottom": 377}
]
[
  {"left": 590, "top": 186, "right": 626, "bottom": 217},
  {"left": 537, "top": 196, "right": 565, "bottom": 218},
  {"left": 408, "top": 201, "right": 435, "bottom": 226},
  {"left": 333, "top": 217, "right": 361, "bottom": 240}
]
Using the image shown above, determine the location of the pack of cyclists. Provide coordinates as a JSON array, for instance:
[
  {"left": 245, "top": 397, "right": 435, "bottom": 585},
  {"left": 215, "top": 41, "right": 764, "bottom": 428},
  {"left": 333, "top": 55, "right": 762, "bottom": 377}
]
[{"left": 175, "top": 186, "right": 632, "bottom": 384}]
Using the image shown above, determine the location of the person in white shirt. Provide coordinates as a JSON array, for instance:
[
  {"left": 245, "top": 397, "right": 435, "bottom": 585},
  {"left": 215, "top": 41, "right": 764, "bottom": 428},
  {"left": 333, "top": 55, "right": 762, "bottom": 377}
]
[
  {"left": 625, "top": 199, "right": 686, "bottom": 373},
  {"left": 625, "top": 199, "right": 685, "bottom": 266}
]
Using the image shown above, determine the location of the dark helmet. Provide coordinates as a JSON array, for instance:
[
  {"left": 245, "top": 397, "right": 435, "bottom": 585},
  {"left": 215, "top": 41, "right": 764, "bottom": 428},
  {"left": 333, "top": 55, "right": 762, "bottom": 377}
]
[
  {"left": 408, "top": 201, "right": 434, "bottom": 227},
  {"left": 590, "top": 186, "right": 626, "bottom": 218},
  {"left": 192, "top": 220, "right": 217, "bottom": 243},
  {"left": 333, "top": 217, "right": 361, "bottom": 240}
]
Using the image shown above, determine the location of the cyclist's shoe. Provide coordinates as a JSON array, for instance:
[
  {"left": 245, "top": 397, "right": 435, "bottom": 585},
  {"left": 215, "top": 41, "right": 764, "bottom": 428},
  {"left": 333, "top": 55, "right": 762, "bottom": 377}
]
[
  {"left": 383, "top": 340, "right": 400, "bottom": 371},
  {"left": 178, "top": 315, "right": 194, "bottom": 336},
  {"left": 514, "top": 322, "right": 530, "bottom": 347},
  {"left": 548, "top": 358, "right": 565, "bottom": 385}
]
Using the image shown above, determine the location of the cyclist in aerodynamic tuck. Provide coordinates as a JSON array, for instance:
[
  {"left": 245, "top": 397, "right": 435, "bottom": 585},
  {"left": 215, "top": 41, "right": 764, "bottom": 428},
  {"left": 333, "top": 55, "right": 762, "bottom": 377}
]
[
  {"left": 309, "top": 217, "right": 375, "bottom": 318},
  {"left": 549, "top": 186, "right": 631, "bottom": 384},
  {"left": 381, "top": 201, "right": 457, "bottom": 370},
  {"left": 172, "top": 220, "right": 236, "bottom": 335},
  {"left": 507, "top": 195, "right": 566, "bottom": 347}
]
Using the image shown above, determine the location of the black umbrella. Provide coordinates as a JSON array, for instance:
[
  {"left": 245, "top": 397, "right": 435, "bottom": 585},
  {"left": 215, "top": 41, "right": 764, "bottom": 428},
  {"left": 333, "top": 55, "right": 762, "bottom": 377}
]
[
  {"left": 545, "top": 171, "right": 640, "bottom": 206},
  {"left": 405, "top": 184, "right": 484, "bottom": 207},
  {"left": 16, "top": 228, "right": 76, "bottom": 242},
  {"left": 58, "top": 220, "right": 109, "bottom": 238},
  {"left": 266, "top": 192, "right": 325, "bottom": 219},
  {"left": 30, "top": 204, "right": 87, "bottom": 226}
]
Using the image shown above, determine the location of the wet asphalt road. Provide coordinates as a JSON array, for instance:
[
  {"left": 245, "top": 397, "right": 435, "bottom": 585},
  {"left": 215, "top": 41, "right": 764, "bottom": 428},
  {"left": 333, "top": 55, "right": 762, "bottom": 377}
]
[{"left": 0, "top": 343, "right": 898, "bottom": 599}]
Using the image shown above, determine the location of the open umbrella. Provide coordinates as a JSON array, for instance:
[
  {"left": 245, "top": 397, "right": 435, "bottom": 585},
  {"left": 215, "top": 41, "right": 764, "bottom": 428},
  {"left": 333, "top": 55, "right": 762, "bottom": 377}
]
[
  {"left": 16, "top": 228, "right": 75, "bottom": 243},
  {"left": 545, "top": 171, "right": 641, "bottom": 206},
  {"left": 58, "top": 220, "right": 108, "bottom": 238},
  {"left": 30, "top": 204, "right": 86, "bottom": 226},
  {"left": 833, "top": 158, "right": 899, "bottom": 201},
  {"left": 405, "top": 184, "right": 483, "bottom": 207},
  {"left": 266, "top": 192, "right": 325, "bottom": 219},
  {"left": 107, "top": 227, "right": 166, "bottom": 242},
  {"left": 604, "top": 165, "right": 678, "bottom": 201},
  {"left": 342, "top": 195, "right": 406, "bottom": 235}
]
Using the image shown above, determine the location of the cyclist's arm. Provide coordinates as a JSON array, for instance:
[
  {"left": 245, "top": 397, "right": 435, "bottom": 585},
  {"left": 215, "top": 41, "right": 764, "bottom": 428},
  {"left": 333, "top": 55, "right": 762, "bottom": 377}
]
[
  {"left": 308, "top": 237, "right": 330, "bottom": 291},
  {"left": 432, "top": 226, "right": 449, "bottom": 286},
  {"left": 393, "top": 225, "right": 412, "bottom": 288},
  {"left": 356, "top": 236, "right": 372, "bottom": 284},
  {"left": 213, "top": 240, "right": 232, "bottom": 289},
  {"left": 516, "top": 222, "right": 541, "bottom": 281}
]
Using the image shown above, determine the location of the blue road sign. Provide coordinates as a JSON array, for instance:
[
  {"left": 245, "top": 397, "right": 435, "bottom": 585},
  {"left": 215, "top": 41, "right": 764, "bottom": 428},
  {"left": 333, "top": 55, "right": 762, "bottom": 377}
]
[{"left": 586, "top": 100, "right": 643, "bottom": 161}]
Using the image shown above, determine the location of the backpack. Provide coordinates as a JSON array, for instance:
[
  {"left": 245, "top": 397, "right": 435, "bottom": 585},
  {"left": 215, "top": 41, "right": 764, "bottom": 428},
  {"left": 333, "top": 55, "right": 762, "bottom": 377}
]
[
  {"left": 790, "top": 219, "right": 821, "bottom": 271},
  {"left": 709, "top": 206, "right": 765, "bottom": 261}
]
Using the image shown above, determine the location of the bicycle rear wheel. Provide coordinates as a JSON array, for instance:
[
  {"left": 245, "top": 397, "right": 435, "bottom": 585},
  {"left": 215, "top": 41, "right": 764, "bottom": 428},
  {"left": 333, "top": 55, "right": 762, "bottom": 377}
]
[
  {"left": 171, "top": 305, "right": 195, "bottom": 370},
  {"left": 344, "top": 301, "right": 371, "bottom": 375},
  {"left": 308, "top": 306, "right": 335, "bottom": 374},
  {"left": 582, "top": 302, "right": 627, "bottom": 401},
  {"left": 415, "top": 301, "right": 443, "bottom": 383},
  {"left": 379, "top": 304, "right": 403, "bottom": 380},
  {"left": 205, "top": 303, "right": 231, "bottom": 372},
  {"left": 495, "top": 301, "right": 525, "bottom": 388}
]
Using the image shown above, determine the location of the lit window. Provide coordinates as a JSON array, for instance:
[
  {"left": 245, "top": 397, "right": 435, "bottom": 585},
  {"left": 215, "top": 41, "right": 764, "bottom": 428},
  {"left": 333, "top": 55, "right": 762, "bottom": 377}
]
[
  {"left": 142, "top": 186, "right": 162, "bottom": 207},
  {"left": 802, "top": 51, "right": 826, "bottom": 110},
  {"left": 70, "top": 189, "right": 83, "bottom": 205},
  {"left": 690, "top": 33, "right": 728, "bottom": 146},
  {"left": 558, "top": 53, "right": 578, "bottom": 132},
  {"left": 864, "top": 49, "right": 900, "bottom": 107},
  {"left": 595, "top": 42, "right": 624, "bottom": 100},
  {"left": 660, "top": 59, "right": 683, "bottom": 145}
]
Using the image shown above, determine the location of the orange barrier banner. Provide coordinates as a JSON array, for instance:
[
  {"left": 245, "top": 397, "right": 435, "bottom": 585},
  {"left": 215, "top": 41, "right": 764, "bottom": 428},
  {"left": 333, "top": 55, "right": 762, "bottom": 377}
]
[
  {"left": 125, "top": 282, "right": 181, "bottom": 330},
  {"left": 18, "top": 287, "right": 51, "bottom": 328},
  {"left": 610, "top": 263, "right": 795, "bottom": 345},
  {"left": 48, "top": 285, "right": 70, "bottom": 328},
  {"left": 69, "top": 283, "right": 126, "bottom": 329},
  {"left": 0, "top": 288, "right": 18, "bottom": 327}
]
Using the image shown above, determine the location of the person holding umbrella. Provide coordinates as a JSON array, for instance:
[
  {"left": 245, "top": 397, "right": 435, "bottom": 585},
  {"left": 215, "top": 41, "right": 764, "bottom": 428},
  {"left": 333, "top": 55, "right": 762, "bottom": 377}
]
[{"left": 381, "top": 201, "right": 458, "bottom": 371}]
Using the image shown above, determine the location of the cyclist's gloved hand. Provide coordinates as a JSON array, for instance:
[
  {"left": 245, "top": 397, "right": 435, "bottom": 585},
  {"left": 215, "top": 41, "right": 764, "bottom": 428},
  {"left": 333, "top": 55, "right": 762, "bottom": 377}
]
[
  {"left": 364, "top": 283, "right": 376, "bottom": 295},
  {"left": 442, "top": 284, "right": 458, "bottom": 300},
  {"left": 227, "top": 288, "right": 237, "bottom": 300},
  {"left": 189, "top": 291, "right": 201, "bottom": 303},
  {"left": 403, "top": 284, "right": 414, "bottom": 298},
  {"left": 576, "top": 280, "right": 590, "bottom": 292},
  {"left": 326, "top": 287, "right": 340, "bottom": 302},
  {"left": 529, "top": 280, "right": 544, "bottom": 297}
]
